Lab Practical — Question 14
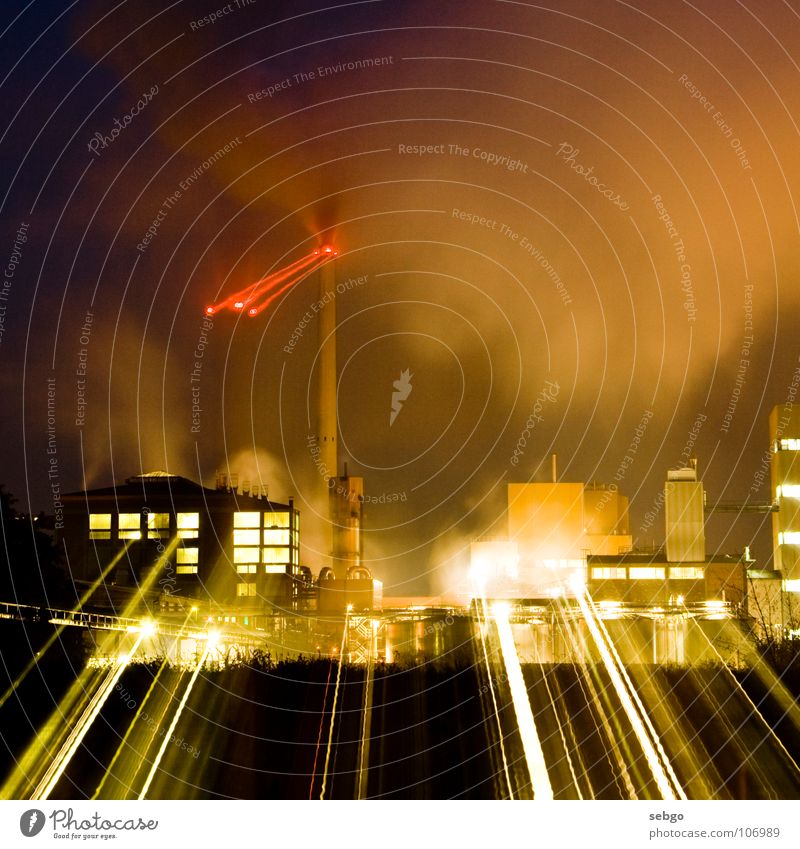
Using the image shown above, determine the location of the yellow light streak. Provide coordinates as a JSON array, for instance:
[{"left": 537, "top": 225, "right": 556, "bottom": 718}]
[
  {"left": 492, "top": 603, "right": 553, "bottom": 800},
  {"left": 474, "top": 596, "right": 514, "bottom": 799},
  {"left": 137, "top": 641, "right": 212, "bottom": 800},
  {"left": 2, "top": 538, "right": 178, "bottom": 799},
  {"left": 319, "top": 609, "right": 349, "bottom": 801},
  {"left": 32, "top": 634, "right": 144, "bottom": 800},
  {"left": 587, "top": 596, "right": 687, "bottom": 800},
  {"left": 93, "top": 609, "right": 194, "bottom": 799},
  {"left": 572, "top": 584, "right": 679, "bottom": 800},
  {"left": 0, "top": 541, "right": 136, "bottom": 711}
]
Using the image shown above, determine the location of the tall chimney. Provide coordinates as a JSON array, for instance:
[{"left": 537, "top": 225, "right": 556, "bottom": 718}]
[
  {"left": 317, "top": 259, "right": 337, "bottom": 479},
  {"left": 317, "top": 257, "right": 338, "bottom": 567}
]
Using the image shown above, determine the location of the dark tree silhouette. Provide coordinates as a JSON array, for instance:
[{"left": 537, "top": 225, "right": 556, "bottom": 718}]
[{"left": 0, "top": 485, "right": 66, "bottom": 606}]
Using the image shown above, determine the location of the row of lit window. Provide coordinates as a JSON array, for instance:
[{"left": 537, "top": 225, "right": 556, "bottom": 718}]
[
  {"left": 89, "top": 512, "right": 199, "bottom": 540},
  {"left": 779, "top": 439, "right": 800, "bottom": 451},
  {"left": 236, "top": 564, "right": 288, "bottom": 574},
  {"left": 777, "top": 485, "right": 800, "bottom": 499},
  {"left": 233, "top": 511, "right": 293, "bottom": 529},
  {"left": 233, "top": 529, "right": 294, "bottom": 546},
  {"left": 89, "top": 510, "right": 295, "bottom": 541},
  {"left": 778, "top": 531, "right": 800, "bottom": 545},
  {"left": 591, "top": 566, "right": 704, "bottom": 580},
  {"left": 232, "top": 546, "right": 296, "bottom": 564}
]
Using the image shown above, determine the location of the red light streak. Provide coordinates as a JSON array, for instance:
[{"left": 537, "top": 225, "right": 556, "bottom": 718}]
[{"left": 206, "top": 248, "right": 335, "bottom": 317}]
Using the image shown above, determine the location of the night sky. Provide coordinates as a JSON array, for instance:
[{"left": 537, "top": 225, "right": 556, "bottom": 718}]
[{"left": 2, "top": 0, "right": 799, "bottom": 594}]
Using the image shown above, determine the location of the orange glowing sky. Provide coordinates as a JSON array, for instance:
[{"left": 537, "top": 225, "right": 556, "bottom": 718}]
[{"left": 2, "top": 0, "right": 800, "bottom": 592}]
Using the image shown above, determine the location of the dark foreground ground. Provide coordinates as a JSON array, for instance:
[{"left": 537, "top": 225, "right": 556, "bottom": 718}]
[{"left": 2, "top": 621, "right": 800, "bottom": 799}]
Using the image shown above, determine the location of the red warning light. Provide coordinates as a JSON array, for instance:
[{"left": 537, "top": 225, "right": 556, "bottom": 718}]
[{"left": 209, "top": 247, "right": 333, "bottom": 319}]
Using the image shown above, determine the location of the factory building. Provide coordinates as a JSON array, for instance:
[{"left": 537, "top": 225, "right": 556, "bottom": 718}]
[
  {"left": 59, "top": 471, "right": 303, "bottom": 619},
  {"left": 770, "top": 403, "right": 800, "bottom": 587},
  {"left": 473, "top": 456, "right": 745, "bottom": 611},
  {"left": 589, "top": 462, "right": 745, "bottom": 609},
  {"left": 498, "top": 459, "right": 632, "bottom": 594}
]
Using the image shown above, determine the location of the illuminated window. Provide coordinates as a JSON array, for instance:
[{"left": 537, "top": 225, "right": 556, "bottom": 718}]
[
  {"left": 177, "top": 512, "right": 199, "bottom": 539},
  {"left": 780, "top": 439, "right": 800, "bottom": 451},
  {"left": 177, "top": 547, "right": 199, "bottom": 564},
  {"left": 234, "top": 529, "right": 261, "bottom": 546},
  {"left": 236, "top": 582, "right": 257, "bottom": 597},
  {"left": 628, "top": 567, "right": 666, "bottom": 580},
  {"left": 264, "top": 512, "right": 290, "bottom": 528},
  {"left": 591, "top": 567, "right": 626, "bottom": 580},
  {"left": 118, "top": 513, "right": 142, "bottom": 540},
  {"left": 669, "top": 566, "right": 703, "bottom": 580},
  {"left": 264, "top": 564, "right": 286, "bottom": 574},
  {"left": 89, "top": 513, "right": 111, "bottom": 540},
  {"left": 237, "top": 564, "right": 258, "bottom": 574},
  {"left": 233, "top": 547, "right": 260, "bottom": 564},
  {"left": 262, "top": 547, "right": 289, "bottom": 564},
  {"left": 783, "top": 580, "right": 800, "bottom": 593},
  {"left": 234, "top": 512, "right": 260, "bottom": 528},
  {"left": 779, "top": 531, "right": 800, "bottom": 545},
  {"left": 176, "top": 565, "right": 198, "bottom": 575},
  {"left": 292, "top": 548, "right": 299, "bottom": 566},
  {"left": 263, "top": 529, "right": 291, "bottom": 546},
  {"left": 147, "top": 512, "right": 170, "bottom": 539}
]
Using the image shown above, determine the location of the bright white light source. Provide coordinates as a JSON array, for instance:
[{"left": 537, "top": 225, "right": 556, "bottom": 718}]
[{"left": 492, "top": 603, "right": 553, "bottom": 800}]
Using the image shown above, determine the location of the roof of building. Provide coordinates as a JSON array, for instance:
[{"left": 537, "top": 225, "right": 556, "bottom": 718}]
[
  {"left": 63, "top": 471, "right": 292, "bottom": 511},
  {"left": 587, "top": 550, "right": 744, "bottom": 564}
]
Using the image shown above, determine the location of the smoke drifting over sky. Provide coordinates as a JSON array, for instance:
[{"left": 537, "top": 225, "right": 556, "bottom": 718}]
[{"left": 2, "top": 0, "right": 800, "bottom": 592}]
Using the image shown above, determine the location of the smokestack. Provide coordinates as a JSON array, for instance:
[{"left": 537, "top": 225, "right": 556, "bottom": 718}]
[
  {"left": 317, "top": 257, "right": 338, "bottom": 569},
  {"left": 551, "top": 452, "right": 558, "bottom": 483},
  {"left": 317, "top": 259, "right": 337, "bottom": 480}
]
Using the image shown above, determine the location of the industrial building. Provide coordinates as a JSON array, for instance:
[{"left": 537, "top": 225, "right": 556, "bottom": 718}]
[
  {"left": 589, "top": 460, "right": 746, "bottom": 609},
  {"left": 472, "top": 456, "right": 745, "bottom": 611},
  {"left": 770, "top": 403, "right": 800, "bottom": 587},
  {"left": 60, "top": 471, "right": 304, "bottom": 620}
]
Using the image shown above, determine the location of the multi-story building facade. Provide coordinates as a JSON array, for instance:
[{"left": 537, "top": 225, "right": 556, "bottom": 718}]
[{"left": 60, "top": 471, "right": 302, "bottom": 618}]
